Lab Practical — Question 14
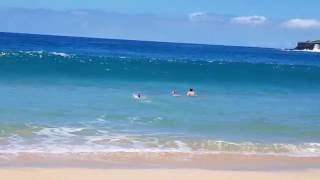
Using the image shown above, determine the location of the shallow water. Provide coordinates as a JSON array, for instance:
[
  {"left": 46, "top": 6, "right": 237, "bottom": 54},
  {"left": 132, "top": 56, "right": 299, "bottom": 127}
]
[{"left": 0, "top": 32, "right": 319, "bottom": 157}]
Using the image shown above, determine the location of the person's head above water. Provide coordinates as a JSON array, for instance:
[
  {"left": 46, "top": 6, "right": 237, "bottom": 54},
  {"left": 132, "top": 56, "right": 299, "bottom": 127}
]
[{"left": 187, "top": 88, "right": 196, "bottom": 96}]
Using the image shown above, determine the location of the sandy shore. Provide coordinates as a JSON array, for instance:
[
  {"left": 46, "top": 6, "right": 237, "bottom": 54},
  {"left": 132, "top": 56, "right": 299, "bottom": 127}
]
[{"left": 0, "top": 168, "right": 320, "bottom": 180}]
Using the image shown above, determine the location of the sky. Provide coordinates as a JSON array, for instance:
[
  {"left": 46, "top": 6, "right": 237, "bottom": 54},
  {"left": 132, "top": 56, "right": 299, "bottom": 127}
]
[{"left": 0, "top": 0, "right": 320, "bottom": 48}]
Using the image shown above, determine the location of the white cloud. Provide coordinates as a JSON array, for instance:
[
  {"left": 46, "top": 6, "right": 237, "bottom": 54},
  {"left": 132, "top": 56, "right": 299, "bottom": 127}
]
[
  {"left": 282, "top": 18, "right": 320, "bottom": 29},
  {"left": 189, "top": 12, "right": 209, "bottom": 22},
  {"left": 189, "top": 13, "right": 267, "bottom": 26},
  {"left": 188, "top": 12, "right": 230, "bottom": 24},
  {"left": 231, "top": 16, "right": 267, "bottom": 25}
]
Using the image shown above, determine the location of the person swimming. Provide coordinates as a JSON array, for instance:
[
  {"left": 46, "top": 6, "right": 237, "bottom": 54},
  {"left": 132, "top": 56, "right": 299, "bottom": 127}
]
[
  {"left": 171, "top": 90, "right": 180, "bottom": 96},
  {"left": 186, "top": 88, "right": 196, "bottom": 96},
  {"left": 133, "top": 93, "right": 142, "bottom": 99}
]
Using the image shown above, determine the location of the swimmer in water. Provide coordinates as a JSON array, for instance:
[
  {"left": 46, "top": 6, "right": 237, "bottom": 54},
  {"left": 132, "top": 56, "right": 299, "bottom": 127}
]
[
  {"left": 186, "top": 88, "right": 196, "bottom": 97},
  {"left": 133, "top": 93, "right": 142, "bottom": 99},
  {"left": 171, "top": 90, "right": 180, "bottom": 96}
]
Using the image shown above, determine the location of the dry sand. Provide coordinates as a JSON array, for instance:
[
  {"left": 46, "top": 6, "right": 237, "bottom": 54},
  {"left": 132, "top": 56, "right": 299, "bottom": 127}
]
[{"left": 0, "top": 168, "right": 319, "bottom": 180}]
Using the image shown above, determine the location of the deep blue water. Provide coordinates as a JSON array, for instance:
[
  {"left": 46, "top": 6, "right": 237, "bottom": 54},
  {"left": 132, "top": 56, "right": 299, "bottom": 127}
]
[{"left": 0, "top": 32, "right": 319, "bottom": 155}]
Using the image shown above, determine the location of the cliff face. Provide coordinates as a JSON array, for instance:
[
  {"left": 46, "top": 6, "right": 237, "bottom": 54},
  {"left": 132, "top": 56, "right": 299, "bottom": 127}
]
[{"left": 295, "top": 40, "right": 320, "bottom": 50}]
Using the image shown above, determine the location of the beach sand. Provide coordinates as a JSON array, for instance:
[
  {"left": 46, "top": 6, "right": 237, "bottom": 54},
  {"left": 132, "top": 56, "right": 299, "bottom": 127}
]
[{"left": 0, "top": 168, "right": 320, "bottom": 180}]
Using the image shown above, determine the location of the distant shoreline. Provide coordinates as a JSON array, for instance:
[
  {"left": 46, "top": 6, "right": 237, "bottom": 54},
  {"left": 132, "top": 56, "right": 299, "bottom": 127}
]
[{"left": 293, "top": 40, "right": 320, "bottom": 51}]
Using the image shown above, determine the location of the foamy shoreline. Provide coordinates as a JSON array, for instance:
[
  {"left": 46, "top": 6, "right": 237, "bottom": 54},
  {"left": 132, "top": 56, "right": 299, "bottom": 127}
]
[{"left": 0, "top": 168, "right": 319, "bottom": 180}]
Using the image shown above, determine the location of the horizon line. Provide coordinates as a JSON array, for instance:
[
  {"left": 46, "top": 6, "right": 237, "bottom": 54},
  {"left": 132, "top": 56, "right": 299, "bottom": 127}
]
[{"left": 0, "top": 31, "right": 276, "bottom": 49}]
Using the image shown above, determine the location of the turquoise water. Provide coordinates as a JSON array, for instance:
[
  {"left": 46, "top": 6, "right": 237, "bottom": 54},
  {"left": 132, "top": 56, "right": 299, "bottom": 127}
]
[{"left": 0, "top": 32, "right": 320, "bottom": 156}]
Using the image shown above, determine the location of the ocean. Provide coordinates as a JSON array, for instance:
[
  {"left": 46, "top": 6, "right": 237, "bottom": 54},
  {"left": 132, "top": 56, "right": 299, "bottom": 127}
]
[{"left": 0, "top": 32, "right": 320, "bottom": 167}]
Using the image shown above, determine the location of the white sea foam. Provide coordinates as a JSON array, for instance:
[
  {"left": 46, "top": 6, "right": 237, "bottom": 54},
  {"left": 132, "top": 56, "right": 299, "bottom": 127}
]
[
  {"left": 294, "top": 49, "right": 320, "bottom": 53},
  {"left": 35, "top": 127, "right": 85, "bottom": 137},
  {"left": 0, "top": 142, "right": 320, "bottom": 157},
  {"left": 50, "top": 52, "right": 71, "bottom": 57},
  {"left": 96, "top": 115, "right": 107, "bottom": 122},
  {"left": 1, "top": 126, "right": 320, "bottom": 157},
  {"left": 0, "top": 138, "right": 319, "bottom": 157},
  {"left": 289, "top": 45, "right": 320, "bottom": 53},
  {"left": 174, "top": 140, "right": 192, "bottom": 151},
  {"left": 13, "top": 50, "right": 73, "bottom": 57}
]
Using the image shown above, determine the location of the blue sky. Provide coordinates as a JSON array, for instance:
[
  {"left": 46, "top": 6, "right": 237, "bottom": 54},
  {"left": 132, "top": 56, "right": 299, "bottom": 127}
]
[{"left": 0, "top": 0, "right": 320, "bottom": 48}]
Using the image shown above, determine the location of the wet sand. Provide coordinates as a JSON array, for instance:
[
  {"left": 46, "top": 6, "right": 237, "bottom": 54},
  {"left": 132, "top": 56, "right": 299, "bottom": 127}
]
[{"left": 1, "top": 152, "right": 320, "bottom": 170}]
